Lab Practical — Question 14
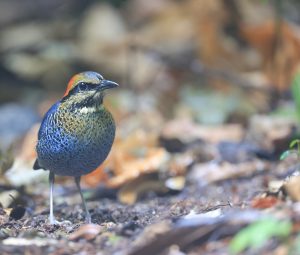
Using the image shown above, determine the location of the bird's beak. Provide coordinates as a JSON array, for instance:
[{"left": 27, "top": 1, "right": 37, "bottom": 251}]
[{"left": 98, "top": 80, "right": 119, "bottom": 91}]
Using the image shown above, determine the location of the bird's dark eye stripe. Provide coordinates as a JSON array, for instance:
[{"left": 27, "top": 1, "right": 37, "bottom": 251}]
[
  {"left": 78, "top": 82, "right": 88, "bottom": 91},
  {"left": 61, "top": 82, "right": 97, "bottom": 101},
  {"left": 77, "top": 82, "right": 97, "bottom": 91}
]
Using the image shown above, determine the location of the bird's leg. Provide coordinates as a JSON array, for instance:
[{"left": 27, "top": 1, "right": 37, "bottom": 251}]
[
  {"left": 75, "top": 176, "right": 91, "bottom": 224},
  {"left": 49, "top": 171, "right": 59, "bottom": 224}
]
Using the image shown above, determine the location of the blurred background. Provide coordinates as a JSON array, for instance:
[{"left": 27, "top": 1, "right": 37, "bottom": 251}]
[
  {"left": 1, "top": 0, "right": 300, "bottom": 205},
  {"left": 3, "top": 1, "right": 300, "bottom": 253}
]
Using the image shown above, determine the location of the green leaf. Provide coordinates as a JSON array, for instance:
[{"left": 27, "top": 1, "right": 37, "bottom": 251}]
[
  {"left": 108, "top": 234, "right": 122, "bottom": 245},
  {"left": 289, "top": 139, "right": 300, "bottom": 149},
  {"left": 280, "top": 150, "right": 298, "bottom": 160},
  {"left": 229, "top": 218, "right": 292, "bottom": 254},
  {"left": 291, "top": 72, "right": 300, "bottom": 120},
  {"left": 280, "top": 150, "right": 291, "bottom": 160}
]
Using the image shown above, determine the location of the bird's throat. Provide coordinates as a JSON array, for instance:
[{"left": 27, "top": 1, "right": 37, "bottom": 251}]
[
  {"left": 78, "top": 92, "right": 104, "bottom": 114},
  {"left": 79, "top": 106, "right": 98, "bottom": 114},
  {"left": 61, "top": 90, "right": 105, "bottom": 114}
]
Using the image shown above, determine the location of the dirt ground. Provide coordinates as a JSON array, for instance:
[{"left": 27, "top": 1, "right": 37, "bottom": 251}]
[{"left": 0, "top": 160, "right": 283, "bottom": 255}]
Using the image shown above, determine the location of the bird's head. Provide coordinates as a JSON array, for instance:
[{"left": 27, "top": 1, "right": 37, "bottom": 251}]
[{"left": 61, "top": 71, "right": 118, "bottom": 110}]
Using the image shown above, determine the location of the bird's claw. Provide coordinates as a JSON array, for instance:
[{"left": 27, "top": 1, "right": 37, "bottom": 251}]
[
  {"left": 49, "top": 216, "right": 61, "bottom": 225},
  {"left": 85, "top": 216, "right": 92, "bottom": 224}
]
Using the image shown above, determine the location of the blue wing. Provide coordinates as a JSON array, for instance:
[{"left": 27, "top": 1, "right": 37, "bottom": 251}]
[{"left": 37, "top": 101, "right": 60, "bottom": 139}]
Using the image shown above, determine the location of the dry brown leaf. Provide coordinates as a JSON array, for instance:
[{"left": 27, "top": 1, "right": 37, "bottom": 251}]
[
  {"left": 192, "top": 0, "right": 231, "bottom": 67},
  {"left": 105, "top": 130, "right": 169, "bottom": 188},
  {"left": 118, "top": 175, "right": 168, "bottom": 205},
  {"left": 0, "top": 208, "right": 8, "bottom": 225},
  {"left": 190, "top": 160, "right": 270, "bottom": 184},
  {"left": 82, "top": 163, "right": 109, "bottom": 188},
  {"left": 5, "top": 124, "right": 45, "bottom": 186},
  {"left": 18, "top": 124, "right": 39, "bottom": 161},
  {"left": 168, "top": 153, "right": 194, "bottom": 176},
  {"left": 283, "top": 175, "right": 300, "bottom": 202},
  {"left": 248, "top": 115, "right": 296, "bottom": 153},
  {"left": 69, "top": 224, "right": 102, "bottom": 241},
  {"left": 162, "top": 118, "right": 244, "bottom": 144},
  {"left": 81, "top": 127, "right": 170, "bottom": 188},
  {"left": 135, "top": 0, "right": 245, "bottom": 71},
  {"left": 251, "top": 196, "right": 280, "bottom": 209},
  {"left": 133, "top": 0, "right": 196, "bottom": 51},
  {"left": 241, "top": 20, "right": 300, "bottom": 91},
  {"left": 268, "top": 180, "right": 284, "bottom": 194},
  {"left": 108, "top": 148, "right": 168, "bottom": 188}
]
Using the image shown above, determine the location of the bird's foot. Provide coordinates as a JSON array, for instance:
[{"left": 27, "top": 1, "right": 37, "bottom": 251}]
[
  {"left": 85, "top": 214, "right": 92, "bottom": 224},
  {"left": 49, "top": 216, "right": 61, "bottom": 225}
]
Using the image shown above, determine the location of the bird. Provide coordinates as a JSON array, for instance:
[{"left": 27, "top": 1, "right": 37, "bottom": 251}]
[{"left": 33, "top": 71, "right": 118, "bottom": 224}]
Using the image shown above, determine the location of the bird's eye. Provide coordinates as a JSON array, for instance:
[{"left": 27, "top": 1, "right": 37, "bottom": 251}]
[{"left": 78, "top": 82, "right": 88, "bottom": 91}]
